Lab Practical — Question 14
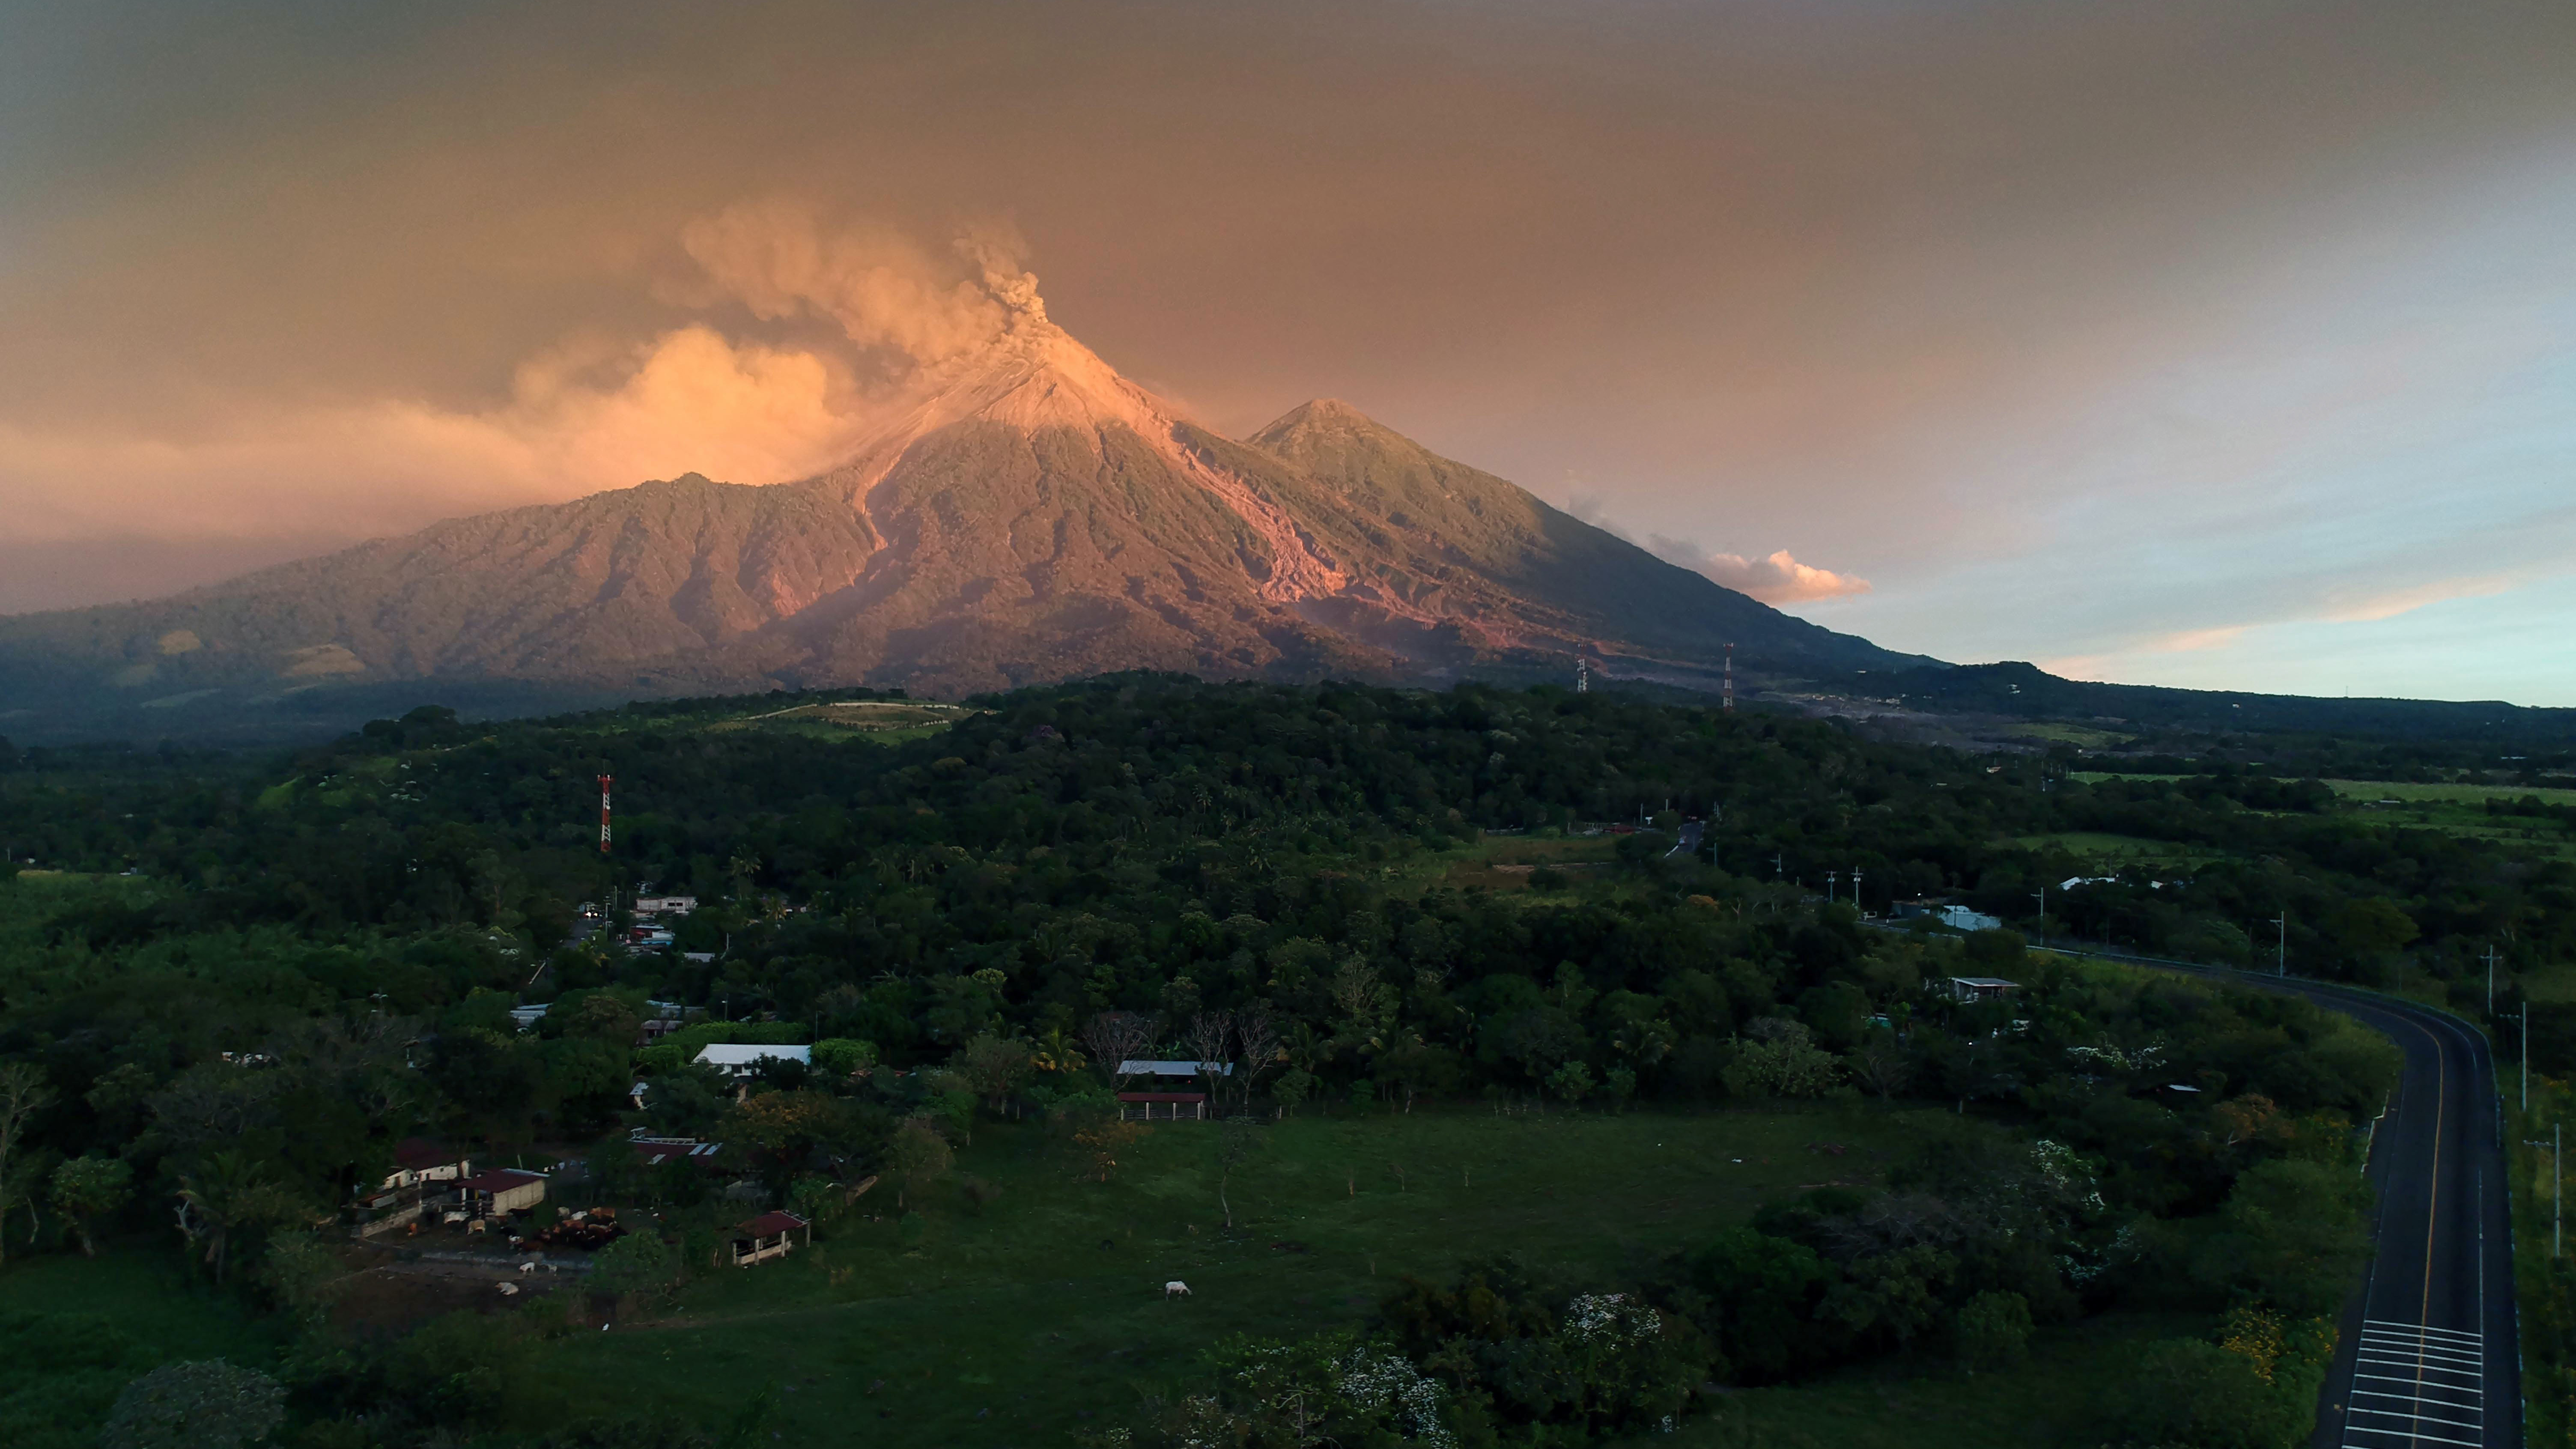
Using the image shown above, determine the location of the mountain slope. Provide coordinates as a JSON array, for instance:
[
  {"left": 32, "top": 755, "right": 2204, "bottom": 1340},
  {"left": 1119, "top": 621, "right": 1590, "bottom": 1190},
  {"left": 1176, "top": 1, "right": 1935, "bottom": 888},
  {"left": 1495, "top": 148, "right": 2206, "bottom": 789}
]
[{"left": 0, "top": 313, "right": 1918, "bottom": 738}]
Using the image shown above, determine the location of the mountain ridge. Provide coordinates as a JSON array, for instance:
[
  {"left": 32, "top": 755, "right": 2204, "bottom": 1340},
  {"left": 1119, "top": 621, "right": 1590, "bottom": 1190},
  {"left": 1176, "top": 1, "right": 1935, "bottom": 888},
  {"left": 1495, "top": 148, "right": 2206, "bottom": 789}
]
[{"left": 0, "top": 317, "right": 1923, "bottom": 739}]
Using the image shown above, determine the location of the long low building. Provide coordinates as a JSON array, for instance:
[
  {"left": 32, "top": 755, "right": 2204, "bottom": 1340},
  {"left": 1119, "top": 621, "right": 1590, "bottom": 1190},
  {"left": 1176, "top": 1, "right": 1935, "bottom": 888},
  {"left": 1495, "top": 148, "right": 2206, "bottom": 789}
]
[
  {"left": 693, "top": 1044, "right": 812, "bottom": 1076},
  {"left": 456, "top": 1168, "right": 548, "bottom": 1216}
]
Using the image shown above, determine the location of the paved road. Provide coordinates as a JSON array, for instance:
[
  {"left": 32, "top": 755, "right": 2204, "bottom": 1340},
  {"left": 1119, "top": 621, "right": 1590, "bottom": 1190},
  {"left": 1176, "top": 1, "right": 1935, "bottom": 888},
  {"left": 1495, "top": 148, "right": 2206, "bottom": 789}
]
[{"left": 2039, "top": 949, "right": 2520, "bottom": 1447}]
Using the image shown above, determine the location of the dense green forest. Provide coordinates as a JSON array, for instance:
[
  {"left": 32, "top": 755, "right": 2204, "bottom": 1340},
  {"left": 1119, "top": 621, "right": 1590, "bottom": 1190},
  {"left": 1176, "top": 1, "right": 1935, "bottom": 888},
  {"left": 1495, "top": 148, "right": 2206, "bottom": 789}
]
[{"left": 0, "top": 676, "right": 2560, "bottom": 1446}]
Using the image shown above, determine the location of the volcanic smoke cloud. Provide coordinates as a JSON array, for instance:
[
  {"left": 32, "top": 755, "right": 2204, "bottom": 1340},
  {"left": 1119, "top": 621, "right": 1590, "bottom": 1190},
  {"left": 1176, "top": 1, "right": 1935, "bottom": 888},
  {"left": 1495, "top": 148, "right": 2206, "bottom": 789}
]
[{"left": 0, "top": 205, "right": 1043, "bottom": 590}]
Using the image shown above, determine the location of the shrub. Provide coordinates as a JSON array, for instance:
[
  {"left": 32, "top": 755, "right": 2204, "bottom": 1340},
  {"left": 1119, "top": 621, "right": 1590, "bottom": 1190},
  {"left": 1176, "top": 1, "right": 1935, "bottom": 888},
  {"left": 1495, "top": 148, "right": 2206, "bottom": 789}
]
[
  {"left": 811, "top": 1038, "right": 878, "bottom": 1076},
  {"left": 1723, "top": 1032, "right": 1842, "bottom": 1098},
  {"left": 588, "top": 1231, "right": 679, "bottom": 1301},
  {"left": 99, "top": 1361, "right": 283, "bottom": 1449},
  {"left": 1954, "top": 1290, "right": 2032, "bottom": 1371},
  {"left": 2109, "top": 1338, "right": 2295, "bottom": 1449}
]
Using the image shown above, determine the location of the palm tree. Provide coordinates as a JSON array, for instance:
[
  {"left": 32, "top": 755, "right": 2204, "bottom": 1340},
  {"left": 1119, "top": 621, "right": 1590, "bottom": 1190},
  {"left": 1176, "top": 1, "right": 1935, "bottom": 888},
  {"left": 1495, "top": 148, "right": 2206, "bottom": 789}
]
[{"left": 175, "top": 1152, "right": 296, "bottom": 1284}]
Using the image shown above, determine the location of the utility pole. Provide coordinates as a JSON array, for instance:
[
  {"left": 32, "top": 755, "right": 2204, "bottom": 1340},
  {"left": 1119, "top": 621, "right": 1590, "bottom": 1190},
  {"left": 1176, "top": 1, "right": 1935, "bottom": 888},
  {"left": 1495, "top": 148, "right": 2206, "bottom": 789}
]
[
  {"left": 2486, "top": 945, "right": 2501, "bottom": 1017},
  {"left": 1772, "top": 853, "right": 1783, "bottom": 879},
  {"left": 2271, "top": 912, "right": 2286, "bottom": 976},
  {"left": 1852, "top": 868, "right": 1864, "bottom": 915},
  {"left": 2556, "top": 1120, "right": 2562, "bottom": 1259},
  {"left": 1576, "top": 656, "right": 1589, "bottom": 694},
  {"left": 2032, "top": 885, "right": 2046, "bottom": 943},
  {"left": 2524, "top": 1000, "right": 2531, "bottom": 1112},
  {"left": 1826, "top": 871, "right": 1839, "bottom": 904}
]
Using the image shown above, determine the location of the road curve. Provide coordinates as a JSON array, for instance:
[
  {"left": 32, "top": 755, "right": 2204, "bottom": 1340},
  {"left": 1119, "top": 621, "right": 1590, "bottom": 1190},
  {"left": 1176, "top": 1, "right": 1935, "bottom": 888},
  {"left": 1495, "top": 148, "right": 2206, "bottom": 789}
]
[{"left": 2043, "top": 950, "right": 2520, "bottom": 1448}]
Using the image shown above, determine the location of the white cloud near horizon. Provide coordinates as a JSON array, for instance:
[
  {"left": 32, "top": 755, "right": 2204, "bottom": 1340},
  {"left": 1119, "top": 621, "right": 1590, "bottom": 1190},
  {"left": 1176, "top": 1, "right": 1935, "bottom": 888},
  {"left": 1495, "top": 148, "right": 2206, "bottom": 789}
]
[{"left": 1647, "top": 536, "right": 1872, "bottom": 604}]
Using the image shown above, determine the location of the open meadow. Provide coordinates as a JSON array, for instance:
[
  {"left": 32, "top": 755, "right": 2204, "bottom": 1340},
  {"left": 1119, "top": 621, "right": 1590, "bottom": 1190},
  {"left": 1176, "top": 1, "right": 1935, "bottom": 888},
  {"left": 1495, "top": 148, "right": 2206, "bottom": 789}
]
[{"left": 522, "top": 1102, "right": 1953, "bottom": 1443}]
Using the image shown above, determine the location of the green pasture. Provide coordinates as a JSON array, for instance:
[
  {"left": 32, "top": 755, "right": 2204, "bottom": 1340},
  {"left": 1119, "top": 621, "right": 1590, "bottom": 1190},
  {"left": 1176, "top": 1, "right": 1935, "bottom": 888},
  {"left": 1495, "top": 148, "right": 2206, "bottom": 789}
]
[
  {"left": 523, "top": 1103, "right": 1944, "bottom": 1445},
  {"left": 2322, "top": 779, "right": 2576, "bottom": 806},
  {"left": 2001, "top": 723, "right": 2133, "bottom": 749},
  {"left": 2325, "top": 781, "right": 2576, "bottom": 861},
  {"left": 0, "top": 1250, "right": 277, "bottom": 1365}
]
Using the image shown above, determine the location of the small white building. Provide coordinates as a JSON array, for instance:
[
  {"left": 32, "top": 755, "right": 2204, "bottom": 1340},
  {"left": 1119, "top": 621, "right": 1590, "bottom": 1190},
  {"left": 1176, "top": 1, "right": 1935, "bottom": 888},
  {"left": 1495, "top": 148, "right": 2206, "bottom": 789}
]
[
  {"left": 1893, "top": 900, "right": 2004, "bottom": 933},
  {"left": 693, "top": 1044, "right": 812, "bottom": 1077},
  {"left": 636, "top": 894, "right": 698, "bottom": 916},
  {"left": 1947, "top": 976, "right": 2021, "bottom": 1004},
  {"left": 381, "top": 1138, "right": 472, "bottom": 1191}
]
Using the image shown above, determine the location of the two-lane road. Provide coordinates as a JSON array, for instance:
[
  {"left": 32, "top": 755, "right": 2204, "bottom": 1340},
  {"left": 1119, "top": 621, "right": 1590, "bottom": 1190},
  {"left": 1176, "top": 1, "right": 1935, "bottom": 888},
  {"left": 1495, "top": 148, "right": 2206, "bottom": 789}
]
[
  {"left": 2296, "top": 986, "right": 2516, "bottom": 1449},
  {"left": 2044, "top": 950, "right": 2521, "bottom": 1447}
]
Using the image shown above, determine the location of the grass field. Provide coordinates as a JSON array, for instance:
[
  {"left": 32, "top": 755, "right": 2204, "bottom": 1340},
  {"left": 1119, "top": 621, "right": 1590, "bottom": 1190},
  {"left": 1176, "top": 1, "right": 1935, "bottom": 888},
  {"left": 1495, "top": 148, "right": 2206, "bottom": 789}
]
[
  {"left": 2322, "top": 779, "right": 2576, "bottom": 806},
  {"left": 2323, "top": 780, "right": 2576, "bottom": 862},
  {"left": 0, "top": 1104, "right": 2229, "bottom": 1447},
  {"left": 1439, "top": 832, "right": 1624, "bottom": 890},
  {"left": 1653, "top": 1310, "right": 2202, "bottom": 1448},
  {"left": 2008, "top": 832, "right": 2227, "bottom": 870},
  {"left": 0, "top": 1249, "right": 282, "bottom": 1366},
  {"left": 703, "top": 700, "right": 977, "bottom": 744},
  {"left": 520, "top": 1103, "right": 1952, "bottom": 1444},
  {"left": 2001, "top": 723, "right": 2134, "bottom": 749}
]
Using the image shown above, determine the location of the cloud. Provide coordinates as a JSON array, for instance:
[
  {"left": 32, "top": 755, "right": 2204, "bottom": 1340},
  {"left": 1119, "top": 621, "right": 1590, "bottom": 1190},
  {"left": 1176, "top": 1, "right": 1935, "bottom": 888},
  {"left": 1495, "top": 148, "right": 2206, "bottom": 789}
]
[
  {"left": 0, "top": 207, "right": 1055, "bottom": 565},
  {"left": 676, "top": 200, "right": 1042, "bottom": 366},
  {"left": 0, "top": 323, "right": 866, "bottom": 546},
  {"left": 2142, "top": 625, "right": 2248, "bottom": 654},
  {"left": 1648, "top": 536, "right": 1871, "bottom": 604},
  {"left": 2317, "top": 573, "right": 2521, "bottom": 624}
]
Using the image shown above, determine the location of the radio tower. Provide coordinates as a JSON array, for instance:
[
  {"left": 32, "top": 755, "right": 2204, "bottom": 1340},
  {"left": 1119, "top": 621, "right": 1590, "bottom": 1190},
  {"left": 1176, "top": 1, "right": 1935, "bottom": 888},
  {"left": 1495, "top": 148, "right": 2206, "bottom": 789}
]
[
  {"left": 1722, "top": 643, "right": 1735, "bottom": 712},
  {"left": 1576, "top": 655, "right": 1589, "bottom": 693},
  {"left": 597, "top": 775, "right": 613, "bottom": 855}
]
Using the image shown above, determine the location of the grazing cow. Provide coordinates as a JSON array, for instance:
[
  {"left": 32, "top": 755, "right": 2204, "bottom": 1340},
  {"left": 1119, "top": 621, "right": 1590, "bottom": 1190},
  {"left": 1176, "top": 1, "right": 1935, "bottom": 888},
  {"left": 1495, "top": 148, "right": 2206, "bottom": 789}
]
[{"left": 1164, "top": 1280, "right": 1191, "bottom": 1298}]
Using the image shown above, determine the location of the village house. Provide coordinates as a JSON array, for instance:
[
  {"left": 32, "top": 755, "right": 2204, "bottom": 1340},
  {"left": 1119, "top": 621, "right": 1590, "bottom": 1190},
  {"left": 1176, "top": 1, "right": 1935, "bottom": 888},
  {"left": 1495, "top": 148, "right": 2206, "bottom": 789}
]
[
  {"left": 381, "top": 1138, "right": 471, "bottom": 1191},
  {"left": 454, "top": 1167, "right": 548, "bottom": 1217},
  {"left": 694, "top": 1044, "right": 811, "bottom": 1077},
  {"left": 1946, "top": 976, "right": 2021, "bottom": 1004},
  {"left": 1893, "top": 899, "right": 2006, "bottom": 932},
  {"left": 730, "top": 1210, "right": 809, "bottom": 1267},
  {"left": 630, "top": 1136, "right": 729, "bottom": 1172},
  {"left": 350, "top": 1138, "right": 474, "bottom": 1236},
  {"left": 635, "top": 894, "right": 698, "bottom": 916}
]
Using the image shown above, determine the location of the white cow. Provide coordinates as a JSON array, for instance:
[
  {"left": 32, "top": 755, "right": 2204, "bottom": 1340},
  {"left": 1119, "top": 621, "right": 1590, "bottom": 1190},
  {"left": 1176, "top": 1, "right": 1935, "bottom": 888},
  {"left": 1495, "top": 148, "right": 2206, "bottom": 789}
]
[{"left": 1164, "top": 1280, "right": 1191, "bottom": 1298}]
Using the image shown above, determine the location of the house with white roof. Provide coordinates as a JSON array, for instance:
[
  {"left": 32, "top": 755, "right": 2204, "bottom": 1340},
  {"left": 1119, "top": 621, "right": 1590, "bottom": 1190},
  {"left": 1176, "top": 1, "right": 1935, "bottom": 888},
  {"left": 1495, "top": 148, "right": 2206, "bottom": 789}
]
[{"left": 693, "top": 1044, "right": 812, "bottom": 1077}]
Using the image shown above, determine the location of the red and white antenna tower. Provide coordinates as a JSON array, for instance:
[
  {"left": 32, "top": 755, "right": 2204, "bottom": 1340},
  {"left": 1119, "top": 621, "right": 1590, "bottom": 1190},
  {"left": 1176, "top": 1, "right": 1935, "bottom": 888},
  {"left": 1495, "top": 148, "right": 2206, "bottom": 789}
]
[
  {"left": 597, "top": 774, "right": 613, "bottom": 855},
  {"left": 1722, "top": 644, "right": 1735, "bottom": 711}
]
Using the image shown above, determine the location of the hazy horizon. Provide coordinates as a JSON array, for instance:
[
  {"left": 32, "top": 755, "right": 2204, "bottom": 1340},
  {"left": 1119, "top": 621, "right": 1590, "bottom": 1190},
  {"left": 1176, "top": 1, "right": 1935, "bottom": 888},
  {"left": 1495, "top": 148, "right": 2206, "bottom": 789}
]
[{"left": 6, "top": 1, "right": 2574, "bottom": 704}]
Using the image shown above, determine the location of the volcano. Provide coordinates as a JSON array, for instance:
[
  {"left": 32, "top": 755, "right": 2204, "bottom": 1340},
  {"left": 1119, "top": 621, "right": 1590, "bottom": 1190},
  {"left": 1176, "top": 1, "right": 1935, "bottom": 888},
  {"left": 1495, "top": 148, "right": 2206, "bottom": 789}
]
[{"left": 0, "top": 298, "right": 1923, "bottom": 738}]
